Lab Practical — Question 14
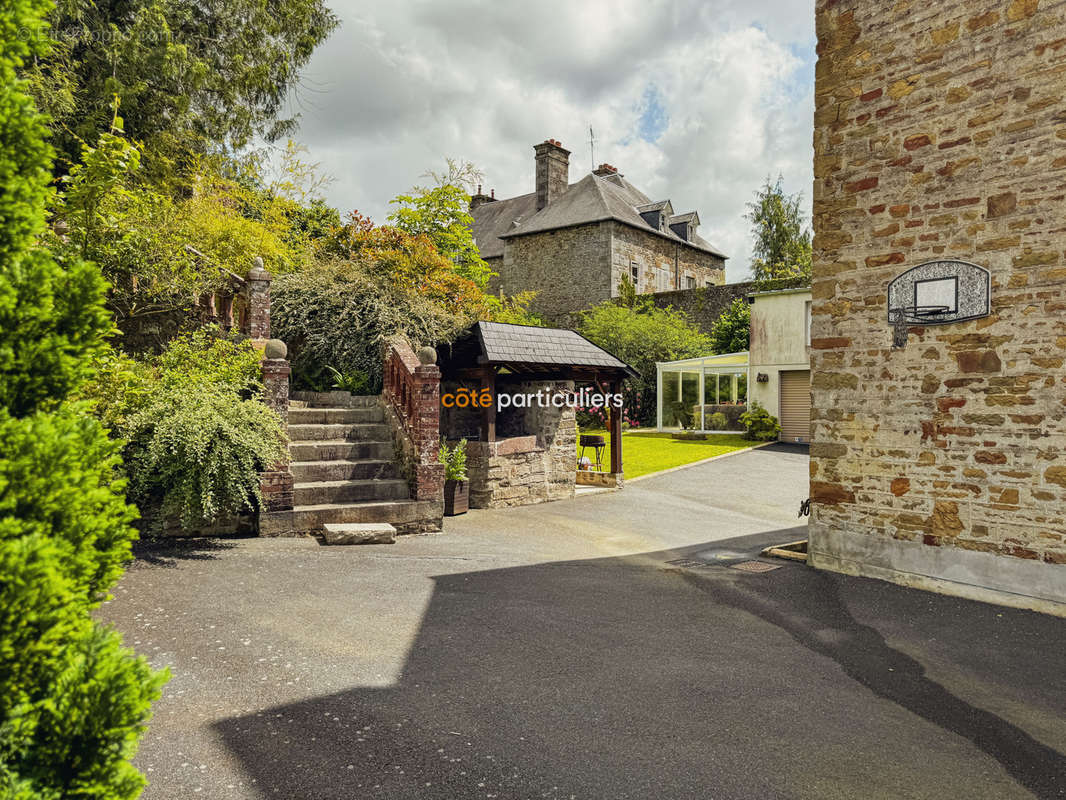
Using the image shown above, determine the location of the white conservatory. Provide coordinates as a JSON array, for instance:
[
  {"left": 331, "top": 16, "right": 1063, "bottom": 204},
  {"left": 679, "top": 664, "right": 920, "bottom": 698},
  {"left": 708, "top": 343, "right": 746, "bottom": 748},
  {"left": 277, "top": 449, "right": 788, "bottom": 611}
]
[{"left": 655, "top": 352, "right": 749, "bottom": 433}]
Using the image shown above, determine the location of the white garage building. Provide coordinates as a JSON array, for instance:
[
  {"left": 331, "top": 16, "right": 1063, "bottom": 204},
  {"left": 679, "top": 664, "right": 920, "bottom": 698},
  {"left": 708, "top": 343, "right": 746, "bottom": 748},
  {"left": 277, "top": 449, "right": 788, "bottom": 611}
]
[{"left": 655, "top": 287, "right": 812, "bottom": 443}]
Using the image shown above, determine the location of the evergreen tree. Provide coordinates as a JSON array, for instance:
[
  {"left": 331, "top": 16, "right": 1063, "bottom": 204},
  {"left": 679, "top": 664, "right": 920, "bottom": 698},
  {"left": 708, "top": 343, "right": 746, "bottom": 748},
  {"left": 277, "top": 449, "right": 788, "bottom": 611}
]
[
  {"left": 745, "top": 176, "right": 812, "bottom": 283},
  {"left": 23, "top": 0, "right": 338, "bottom": 170},
  {"left": 0, "top": 2, "right": 166, "bottom": 797},
  {"left": 708, "top": 298, "right": 751, "bottom": 355}
]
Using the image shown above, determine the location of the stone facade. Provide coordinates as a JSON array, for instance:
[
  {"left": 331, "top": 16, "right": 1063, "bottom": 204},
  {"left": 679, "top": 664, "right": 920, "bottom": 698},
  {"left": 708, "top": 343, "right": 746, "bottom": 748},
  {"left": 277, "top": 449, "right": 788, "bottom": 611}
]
[
  {"left": 495, "top": 223, "right": 612, "bottom": 323},
  {"left": 474, "top": 139, "right": 728, "bottom": 322},
  {"left": 809, "top": 0, "right": 1066, "bottom": 614},
  {"left": 610, "top": 221, "right": 725, "bottom": 296},
  {"left": 461, "top": 380, "right": 578, "bottom": 508}
]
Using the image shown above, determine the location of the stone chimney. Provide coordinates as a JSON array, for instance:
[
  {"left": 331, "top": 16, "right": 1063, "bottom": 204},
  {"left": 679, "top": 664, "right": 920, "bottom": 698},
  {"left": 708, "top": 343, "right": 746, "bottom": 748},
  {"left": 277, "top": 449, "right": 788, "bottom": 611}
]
[
  {"left": 534, "top": 139, "right": 570, "bottom": 211},
  {"left": 593, "top": 163, "right": 619, "bottom": 176},
  {"left": 469, "top": 184, "right": 496, "bottom": 210}
]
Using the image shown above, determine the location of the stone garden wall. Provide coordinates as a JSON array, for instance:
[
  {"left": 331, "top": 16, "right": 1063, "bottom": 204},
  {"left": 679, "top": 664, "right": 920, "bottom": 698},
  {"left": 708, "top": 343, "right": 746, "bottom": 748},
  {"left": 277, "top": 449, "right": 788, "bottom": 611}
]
[
  {"left": 809, "top": 0, "right": 1066, "bottom": 613},
  {"left": 464, "top": 380, "right": 577, "bottom": 508}
]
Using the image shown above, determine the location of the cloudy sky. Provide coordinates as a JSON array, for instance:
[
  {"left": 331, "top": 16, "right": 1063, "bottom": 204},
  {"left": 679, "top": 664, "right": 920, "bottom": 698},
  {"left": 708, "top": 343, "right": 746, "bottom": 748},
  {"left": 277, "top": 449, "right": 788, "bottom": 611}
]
[{"left": 282, "top": 0, "right": 816, "bottom": 283}]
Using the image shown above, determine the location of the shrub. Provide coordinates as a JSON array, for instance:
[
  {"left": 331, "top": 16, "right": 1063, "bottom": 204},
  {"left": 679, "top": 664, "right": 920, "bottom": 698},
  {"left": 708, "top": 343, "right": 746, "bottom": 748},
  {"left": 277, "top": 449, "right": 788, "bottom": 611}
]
[
  {"left": 579, "top": 301, "right": 711, "bottom": 427},
  {"left": 438, "top": 439, "right": 468, "bottom": 482},
  {"left": 708, "top": 411, "right": 728, "bottom": 430},
  {"left": 0, "top": 2, "right": 165, "bottom": 794},
  {"left": 740, "top": 401, "right": 781, "bottom": 441},
  {"left": 124, "top": 389, "right": 287, "bottom": 528},
  {"left": 326, "top": 366, "right": 370, "bottom": 394},
  {"left": 80, "top": 328, "right": 285, "bottom": 530},
  {"left": 273, "top": 259, "right": 472, "bottom": 392}
]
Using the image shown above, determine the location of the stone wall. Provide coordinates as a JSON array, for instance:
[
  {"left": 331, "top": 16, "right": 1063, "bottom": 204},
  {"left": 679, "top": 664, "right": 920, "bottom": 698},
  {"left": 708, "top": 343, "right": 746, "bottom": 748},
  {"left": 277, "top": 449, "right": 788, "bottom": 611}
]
[
  {"left": 497, "top": 223, "right": 612, "bottom": 322},
  {"left": 809, "top": 0, "right": 1066, "bottom": 614},
  {"left": 494, "top": 220, "right": 728, "bottom": 323},
  {"left": 650, "top": 281, "right": 758, "bottom": 334},
  {"left": 462, "top": 380, "right": 577, "bottom": 508},
  {"left": 609, "top": 221, "right": 725, "bottom": 297}
]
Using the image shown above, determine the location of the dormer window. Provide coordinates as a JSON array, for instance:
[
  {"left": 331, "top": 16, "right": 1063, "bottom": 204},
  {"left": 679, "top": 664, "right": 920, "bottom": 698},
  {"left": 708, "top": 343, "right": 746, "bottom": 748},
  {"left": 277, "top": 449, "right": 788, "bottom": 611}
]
[
  {"left": 637, "top": 200, "right": 673, "bottom": 232},
  {"left": 668, "top": 211, "right": 700, "bottom": 242}
]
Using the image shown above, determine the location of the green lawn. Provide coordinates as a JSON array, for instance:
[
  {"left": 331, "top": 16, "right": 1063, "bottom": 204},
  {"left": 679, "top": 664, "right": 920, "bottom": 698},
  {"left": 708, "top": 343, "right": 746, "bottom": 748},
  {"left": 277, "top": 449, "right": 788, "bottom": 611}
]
[{"left": 577, "top": 429, "right": 754, "bottom": 480}]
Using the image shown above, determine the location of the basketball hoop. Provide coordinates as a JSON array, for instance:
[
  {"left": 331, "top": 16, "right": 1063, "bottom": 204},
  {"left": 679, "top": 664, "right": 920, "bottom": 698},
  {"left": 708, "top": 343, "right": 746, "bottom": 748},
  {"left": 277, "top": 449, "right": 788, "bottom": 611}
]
[{"left": 889, "top": 305, "right": 950, "bottom": 347}]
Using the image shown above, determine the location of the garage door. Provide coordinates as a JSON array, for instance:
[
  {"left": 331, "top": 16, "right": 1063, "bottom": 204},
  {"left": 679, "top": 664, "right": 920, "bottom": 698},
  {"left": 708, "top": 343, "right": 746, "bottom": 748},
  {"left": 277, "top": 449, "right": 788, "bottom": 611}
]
[{"left": 779, "top": 370, "right": 811, "bottom": 443}]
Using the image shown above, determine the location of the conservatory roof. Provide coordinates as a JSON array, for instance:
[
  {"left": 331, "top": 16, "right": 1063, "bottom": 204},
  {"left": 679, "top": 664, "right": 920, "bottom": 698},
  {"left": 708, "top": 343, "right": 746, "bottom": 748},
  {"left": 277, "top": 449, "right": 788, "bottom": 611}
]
[{"left": 656, "top": 352, "right": 749, "bottom": 369}]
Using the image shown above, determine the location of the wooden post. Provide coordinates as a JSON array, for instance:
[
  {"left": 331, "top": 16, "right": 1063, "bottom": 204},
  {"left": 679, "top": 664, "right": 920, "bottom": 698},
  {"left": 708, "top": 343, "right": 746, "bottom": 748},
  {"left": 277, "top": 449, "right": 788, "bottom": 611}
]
[
  {"left": 608, "top": 380, "right": 623, "bottom": 475},
  {"left": 480, "top": 367, "right": 497, "bottom": 443}
]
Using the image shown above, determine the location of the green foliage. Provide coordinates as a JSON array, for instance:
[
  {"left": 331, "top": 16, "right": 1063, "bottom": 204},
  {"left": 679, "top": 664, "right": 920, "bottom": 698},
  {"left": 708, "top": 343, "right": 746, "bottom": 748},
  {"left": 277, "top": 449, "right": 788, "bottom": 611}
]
[
  {"left": 154, "top": 327, "right": 263, "bottom": 396},
  {"left": 709, "top": 298, "right": 751, "bottom": 355},
  {"left": 327, "top": 366, "right": 370, "bottom": 395},
  {"left": 0, "top": 8, "right": 112, "bottom": 415},
  {"left": 579, "top": 302, "right": 711, "bottom": 427},
  {"left": 79, "top": 328, "right": 284, "bottom": 529},
  {"left": 668, "top": 401, "right": 694, "bottom": 431},
  {"left": 0, "top": 3, "right": 164, "bottom": 794},
  {"left": 745, "top": 176, "right": 812, "bottom": 283},
  {"left": 272, "top": 259, "right": 473, "bottom": 392},
  {"left": 49, "top": 128, "right": 327, "bottom": 350},
  {"left": 707, "top": 411, "right": 728, "bottom": 430},
  {"left": 438, "top": 439, "right": 468, "bottom": 483},
  {"left": 388, "top": 182, "right": 494, "bottom": 288},
  {"left": 27, "top": 0, "right": 338, "bottom": 170},
  {"left": 740, "top": 401, "right": 781, "bottom": 441},
  {"left": 124, "top": 389, "right": 286, "bottom": 528},
  {"left": 616, "top": 273, "right": 640, "bottom": 309},
  {"left": 484, "top": 291, "right": 546, "bottom": 327}
]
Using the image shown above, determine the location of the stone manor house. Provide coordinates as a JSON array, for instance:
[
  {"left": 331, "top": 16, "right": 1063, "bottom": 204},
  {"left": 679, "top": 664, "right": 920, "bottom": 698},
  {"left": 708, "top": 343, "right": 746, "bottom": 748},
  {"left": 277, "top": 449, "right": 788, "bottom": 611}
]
[{"left": 469, "top": 139, "right": 728, "bottom": 321}]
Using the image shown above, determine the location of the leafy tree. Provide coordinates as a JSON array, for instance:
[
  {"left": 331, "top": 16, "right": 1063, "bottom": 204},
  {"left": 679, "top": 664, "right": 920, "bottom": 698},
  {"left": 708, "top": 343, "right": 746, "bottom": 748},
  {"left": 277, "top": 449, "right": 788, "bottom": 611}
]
[
  {"left": 25, "top": 0, "right": 338, "bottom": 169},
  {"left": 0, "top": 3, "right": 165, "bottom": 796},
  {"left": 322, "top": 213, "right": 488, "bottom": 314},
  {"left": 49, "top": 126, "right": 327, "bottom": 350},
  {"left": 484, "top": 291, "right": 546, "bottom": 327},
  {"left": 745, "top": 176, "right": 812, "bottom": 283},
  {"left": 579, "top": 302, "right": 711, "bottom": 427},
  {"left": 709, "top": 298, "right": 751, "bottom": 354},
  {"left": 388, "top": 183, "right": 494, "bottom": 288}
]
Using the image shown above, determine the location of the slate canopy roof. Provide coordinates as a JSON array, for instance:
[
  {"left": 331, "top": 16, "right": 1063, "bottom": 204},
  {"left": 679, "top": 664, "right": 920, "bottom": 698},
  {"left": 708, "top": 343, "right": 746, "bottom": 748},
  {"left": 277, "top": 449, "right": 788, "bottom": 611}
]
[{"left": 437, "top": 321, "right": 638, "bottom": 381}]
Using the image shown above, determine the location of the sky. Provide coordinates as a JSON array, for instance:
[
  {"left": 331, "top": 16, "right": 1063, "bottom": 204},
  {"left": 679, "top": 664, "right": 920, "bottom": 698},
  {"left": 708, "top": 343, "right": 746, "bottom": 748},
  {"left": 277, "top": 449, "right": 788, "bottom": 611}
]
[{"left": 280, "top": 0, "right": 816, "bottom": 283}]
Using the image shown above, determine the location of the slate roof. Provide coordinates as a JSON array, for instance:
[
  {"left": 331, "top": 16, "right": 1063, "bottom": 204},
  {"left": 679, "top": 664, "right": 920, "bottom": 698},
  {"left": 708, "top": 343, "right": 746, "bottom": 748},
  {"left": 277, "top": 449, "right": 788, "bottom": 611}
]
[
  {"left": 446, "top": 321, "right": 637, "bottom": 378},
  {"left": 470, "top": 172, "right": 727, "bottom": 260}
]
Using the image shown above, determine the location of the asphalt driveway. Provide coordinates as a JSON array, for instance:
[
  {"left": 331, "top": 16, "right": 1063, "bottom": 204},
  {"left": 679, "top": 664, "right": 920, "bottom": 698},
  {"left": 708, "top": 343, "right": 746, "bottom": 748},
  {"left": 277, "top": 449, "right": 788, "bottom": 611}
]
[{"left": 100, "top": 444, "right": 1066, "bottom": 799}]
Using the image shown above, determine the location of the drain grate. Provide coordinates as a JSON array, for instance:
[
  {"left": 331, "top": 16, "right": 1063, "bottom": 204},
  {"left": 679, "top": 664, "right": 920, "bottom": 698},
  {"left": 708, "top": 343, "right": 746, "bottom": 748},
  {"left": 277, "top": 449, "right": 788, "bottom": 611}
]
[
  {"left": 665, "top": 558, "right": 710, "bottom": 569},
  {"left": 728, "top": 560, "right": 782, "bottom": 573}
]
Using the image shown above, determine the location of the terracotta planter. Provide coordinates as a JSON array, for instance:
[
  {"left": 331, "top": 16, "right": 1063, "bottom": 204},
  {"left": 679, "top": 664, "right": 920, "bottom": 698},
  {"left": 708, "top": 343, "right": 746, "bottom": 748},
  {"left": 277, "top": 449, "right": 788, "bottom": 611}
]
[{"left": 444, "top": 479, "right": 469, "bottom": 516}]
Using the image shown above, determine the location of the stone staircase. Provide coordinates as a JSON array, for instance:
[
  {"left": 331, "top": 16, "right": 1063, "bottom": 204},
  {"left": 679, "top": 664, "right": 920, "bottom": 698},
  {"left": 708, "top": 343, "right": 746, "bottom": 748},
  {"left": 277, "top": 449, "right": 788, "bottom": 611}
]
[{"left": 286, "top": 391, "right": 442, "bottom": 539}]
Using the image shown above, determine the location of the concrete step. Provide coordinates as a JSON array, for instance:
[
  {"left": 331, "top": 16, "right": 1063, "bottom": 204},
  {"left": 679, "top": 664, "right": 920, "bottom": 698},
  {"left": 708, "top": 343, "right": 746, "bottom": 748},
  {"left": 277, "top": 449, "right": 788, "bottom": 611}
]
[
  {"left": 291, "top": 500, "right": 440, "bottom": 530},
  {"left": 288, "top": 423, "right": 391, "bottom": 442},
  {"left": 288, "top": 407, "right": 383, "bottom": 425},
  {"left": 293, "top": 479, "right": 410, "bottom": 506},
  {"left": 321, "top": 522, "right": 396, "bottom": 545},
  {"left": 289, "top": 440, "right": 394, "bottom": 462},
  {"left": 289, "top": 459, "right": 398, "bottom": 482},
  {"left": 290, "top": 391, "right": 379, "bottom": 408}
]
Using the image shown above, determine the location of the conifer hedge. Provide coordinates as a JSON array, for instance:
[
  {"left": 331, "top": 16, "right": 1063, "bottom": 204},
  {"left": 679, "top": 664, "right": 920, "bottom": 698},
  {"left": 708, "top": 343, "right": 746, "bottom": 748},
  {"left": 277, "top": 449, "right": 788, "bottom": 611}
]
[{"left": 0, "top": 2, "right": 166, "bottom": 796}]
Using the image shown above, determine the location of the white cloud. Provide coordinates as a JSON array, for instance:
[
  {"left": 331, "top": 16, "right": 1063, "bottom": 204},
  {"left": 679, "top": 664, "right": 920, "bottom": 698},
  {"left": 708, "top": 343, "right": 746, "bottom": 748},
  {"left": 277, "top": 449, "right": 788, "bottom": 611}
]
[{"left": 283, "top": 0, "right": 815, "bottom": 282}]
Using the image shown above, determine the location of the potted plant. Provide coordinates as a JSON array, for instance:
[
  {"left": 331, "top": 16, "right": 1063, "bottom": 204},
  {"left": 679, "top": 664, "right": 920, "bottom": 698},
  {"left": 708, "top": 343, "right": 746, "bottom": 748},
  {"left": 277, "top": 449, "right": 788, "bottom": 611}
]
[{"left": 439, "top": 438, "right": 469, "bottom": 516}]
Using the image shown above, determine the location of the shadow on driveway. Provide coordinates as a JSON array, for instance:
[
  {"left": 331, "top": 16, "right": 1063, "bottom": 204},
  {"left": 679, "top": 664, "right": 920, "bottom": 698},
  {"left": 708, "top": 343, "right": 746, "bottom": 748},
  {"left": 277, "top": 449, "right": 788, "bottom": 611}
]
[{"left": 212, "top": 530, "right": 1066, "bottom": 800}]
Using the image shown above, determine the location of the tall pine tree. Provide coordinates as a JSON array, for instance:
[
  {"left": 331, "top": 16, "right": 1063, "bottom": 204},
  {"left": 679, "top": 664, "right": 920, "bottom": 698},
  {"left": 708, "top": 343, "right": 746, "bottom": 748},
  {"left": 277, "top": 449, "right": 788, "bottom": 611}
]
[{"left": 0, "top": 2, "right": 166, "bottom": 797}]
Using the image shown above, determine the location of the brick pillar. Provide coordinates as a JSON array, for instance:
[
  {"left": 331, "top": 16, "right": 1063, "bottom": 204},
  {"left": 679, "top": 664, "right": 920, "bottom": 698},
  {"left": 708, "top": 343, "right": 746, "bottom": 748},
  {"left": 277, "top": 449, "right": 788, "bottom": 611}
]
[
  {"left": 259, "top": 356, "right": 293, "bottom": 516},
  {"left": 412, "top": 363, "right": 444, "bottom": 502},
  {"left": 247, "top": 257, "right": 271, "bottom": 340}
]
